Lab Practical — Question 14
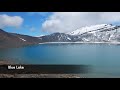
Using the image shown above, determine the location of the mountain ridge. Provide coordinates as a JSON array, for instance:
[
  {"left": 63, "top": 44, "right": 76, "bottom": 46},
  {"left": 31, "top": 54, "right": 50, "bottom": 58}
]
[{"left": 1, "top": 24, "right": 120, "bottom": 48}]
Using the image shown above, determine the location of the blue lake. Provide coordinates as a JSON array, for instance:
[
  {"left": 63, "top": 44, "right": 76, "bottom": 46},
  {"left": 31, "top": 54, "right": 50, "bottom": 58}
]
[{"left": 0, "top": 43, "right": 120, "bottom": 77}]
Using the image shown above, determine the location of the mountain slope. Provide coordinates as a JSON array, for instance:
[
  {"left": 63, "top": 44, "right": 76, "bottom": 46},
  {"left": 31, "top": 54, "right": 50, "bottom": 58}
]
[
  {"left": 0, "top": 29, "right": 25, "bottom": 48},
  {"left": 40, "top": 33, "right": 73, "bottom": 42},
  {"left": 11, "top": 33, "right": 42, "bottom": 44},
  {"left": 0, "top": 29, "right": 42, "bottom": 48}
]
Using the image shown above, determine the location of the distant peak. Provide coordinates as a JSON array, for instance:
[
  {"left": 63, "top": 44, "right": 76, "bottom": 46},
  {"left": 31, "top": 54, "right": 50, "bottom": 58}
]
[{"left": 67, "top": 24, "right": 115, "bottom": 35}]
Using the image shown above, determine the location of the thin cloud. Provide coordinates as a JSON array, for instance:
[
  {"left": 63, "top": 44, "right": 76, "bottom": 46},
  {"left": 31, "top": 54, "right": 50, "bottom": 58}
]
[{"left": 30, "top": 27, "right": 36, "bottom": 32}]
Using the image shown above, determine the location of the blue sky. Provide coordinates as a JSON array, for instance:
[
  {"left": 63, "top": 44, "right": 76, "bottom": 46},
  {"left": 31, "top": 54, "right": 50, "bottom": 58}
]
[
  {"left": 0, "top": 12, "right": 120, "bottom": 36},
  {"left": 0, "top": 12, "right": 53, "bottom": 36}
]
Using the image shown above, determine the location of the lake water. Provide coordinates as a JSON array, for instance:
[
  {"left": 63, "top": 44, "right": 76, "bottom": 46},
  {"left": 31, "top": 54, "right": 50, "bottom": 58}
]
[{"left": 0, "top": 43, "right": 120, "bottom": 78}]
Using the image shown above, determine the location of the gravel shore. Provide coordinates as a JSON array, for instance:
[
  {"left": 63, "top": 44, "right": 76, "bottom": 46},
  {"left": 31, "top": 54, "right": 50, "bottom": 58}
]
[{"left": 0, "top": 74, "right": 81, "bottom": 78}]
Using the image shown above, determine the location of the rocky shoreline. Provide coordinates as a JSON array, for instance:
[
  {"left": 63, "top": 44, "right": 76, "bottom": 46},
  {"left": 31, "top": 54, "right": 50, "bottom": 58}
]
[
  {"left": 0, "top": 60, "right": 81, "bottom": 78},
  {"left": 0, "top": 74, "right": 81, "bottom": 78},
  {"left": 0, "top": 60, "right": 16, "bottom": 65}
]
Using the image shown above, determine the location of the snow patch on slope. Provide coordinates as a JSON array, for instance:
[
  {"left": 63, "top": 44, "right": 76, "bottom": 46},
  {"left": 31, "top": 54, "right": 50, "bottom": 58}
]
[
  {"left": 19, "top": 37, "right": 26, "bottom": 41},
  {"left": 67, "top": 37, "right": 71, "bottom": 40},
  {"left": 35, "top": 35, "right": 45, "bottom": 37}
]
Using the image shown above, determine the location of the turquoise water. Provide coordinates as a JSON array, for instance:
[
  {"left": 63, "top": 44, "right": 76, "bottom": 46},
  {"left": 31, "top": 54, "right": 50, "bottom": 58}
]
[{"left": 0, "top": 43, "right": 120, "bottom": 77}]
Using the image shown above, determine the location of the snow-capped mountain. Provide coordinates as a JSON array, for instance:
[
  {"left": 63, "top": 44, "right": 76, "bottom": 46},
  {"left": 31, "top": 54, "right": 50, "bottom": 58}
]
[
  {"left": 65, "top": 24, "right": 120, "bottom": 42},
  {"left": 40, "top": 24, "right": 120, "bottom": 42},
  {"left": 67, "top": 24, "right": 116, "bottom": 35}
]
